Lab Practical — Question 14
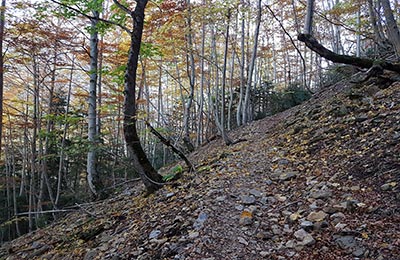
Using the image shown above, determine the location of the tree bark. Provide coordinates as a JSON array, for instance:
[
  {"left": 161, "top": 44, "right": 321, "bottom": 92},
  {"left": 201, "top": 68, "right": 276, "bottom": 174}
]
[
  {"left": 304, "top": 0, "right": 314, "bottom": 34},
  {"left": 242, "top": 0, "right": 261, "bottom": 124},
  {"left": 0, "top": 0, "right": 5, "bottom": 158},
  {"left": 123, "top": 0, "right": 163, "bottom": 193},
  {"left": 87, "top": 10, "right": 102, "bottom": 198},
  {"left": 183, "top": 0, "right": 195, "bottom": 152},
  {"left": 381, "top": 0, "right": 400, "bottom": 56}
]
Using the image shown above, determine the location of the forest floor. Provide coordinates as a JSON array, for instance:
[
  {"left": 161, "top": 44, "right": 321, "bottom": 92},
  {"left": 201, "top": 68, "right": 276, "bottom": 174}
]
[{"left": 1, "top": 73, "right": 400, "bottom": 260}]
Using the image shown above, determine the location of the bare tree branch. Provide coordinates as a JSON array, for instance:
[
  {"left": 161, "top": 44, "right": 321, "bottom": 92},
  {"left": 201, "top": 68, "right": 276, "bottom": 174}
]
[
  {"left": 50, "top": 0, "right": 132, "bottom": 34},
  {"left": 112, "top": 0, "right": 132, "bottom": 16}
]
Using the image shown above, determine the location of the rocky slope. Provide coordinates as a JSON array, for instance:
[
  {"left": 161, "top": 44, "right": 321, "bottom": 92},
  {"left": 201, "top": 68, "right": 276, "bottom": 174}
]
[{"left": 1, "top": 73, "right": 399, "bottom": 260}]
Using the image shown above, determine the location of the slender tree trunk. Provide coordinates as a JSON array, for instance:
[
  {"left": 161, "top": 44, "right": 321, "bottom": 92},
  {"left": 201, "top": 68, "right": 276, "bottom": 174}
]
[
  {"left": 0, "top": 0, "right": 5, "bottom": 158},
  {"left": 219, "top": 10, "right": 232, "bottom": 145},
  {"left": 55, "top": 57, "right": 74, "bottom": 206},
  {"left": 87, "top": 10, "right": 102, "bottom": 198},
  {"left": 183, "top": 0, "right": 195, "bottom": 152},
  {"left": 304, "top": 0, "right": 314, "bottom": 35},
  {"left": 236, "top": 3, "right": 245, "bottom": 126},
  {"left": 123, "top": 0, "right": 163, "bottom": 193},
  {"left": 242, "top": 0, "right": 261, "bottom": 125},
  {"left": 197, "top": 4, "right": 206, "bottom": 146}
]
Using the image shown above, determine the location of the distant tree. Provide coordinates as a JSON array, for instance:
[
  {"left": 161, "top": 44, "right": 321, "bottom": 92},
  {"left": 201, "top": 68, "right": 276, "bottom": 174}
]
[{"left": 0, "top": 0, "right": 5, "bottom": 159}]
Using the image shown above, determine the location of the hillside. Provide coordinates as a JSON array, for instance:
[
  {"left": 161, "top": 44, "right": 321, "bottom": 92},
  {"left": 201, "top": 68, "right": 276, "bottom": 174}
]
[{"left": 1, "top": 74, "right": 399, "bottom": 260}]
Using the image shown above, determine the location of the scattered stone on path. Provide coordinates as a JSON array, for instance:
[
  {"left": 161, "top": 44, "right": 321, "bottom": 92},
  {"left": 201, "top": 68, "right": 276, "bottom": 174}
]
[
  {"left": 381, "top": 182, "right": 397, "bottom": 191},
  {"left": 334, "top": 235, "right": 366, "bottom": 257},
  {"left": 193, "top": 211, "right": 208, "bottom": 230},
  {"left": 149, "top": 229, "right": 161, "bottom": 239},
  {"left": 240, "top": 195, "right": 256, "bottom": 205},
  {"left": 239, "top": 210, "right": 253, "bottom": 226},
  {"left": 238, "top": 236, "right": 248, "bottom": 245},
  {"left": 300, "top": 220, "right": 314, "bottom": 232},
  {"left": 249, "top": 188, "right": 262, "bottom": 197},
  {"left": 293, "top": 229, "right": 315, "bottom": 246},
  {"left": 310, "top": 188, "right": 332, "bottom": 199},
  {"left": 306, "top": 211, "right": 328, "bottom": 222},
  {"left": 279, "top": 171, "right": 298, "bottom": 181}
]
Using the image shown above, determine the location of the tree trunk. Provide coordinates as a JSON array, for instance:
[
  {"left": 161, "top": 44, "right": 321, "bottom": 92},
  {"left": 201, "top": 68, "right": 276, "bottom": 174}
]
[
  {"left": 0, "top": 0, "right": 5, "bottom": 158},
  {"left": 242, "top": 0, "right": 261, "bottom": 124},
  {"left": 123, "top": 0, "right": 163, "bottom": 193},
  {"left": 183, "top": 0, "right": 195, "bottom": 152},
  {"left": 87, "top": 10, "right": 102, "bottom": 198},
  {"left": 304, "top": 0, "right": 314, "bottom": 34},
  {"left": 236, "top": 3, "right": 245, "bottom": 127},
  {"left": 220, "top": 10, "right": 233, "bottom": 145},
  {"left": 381, "top": 0, "right": 400, "bottom": 56}
]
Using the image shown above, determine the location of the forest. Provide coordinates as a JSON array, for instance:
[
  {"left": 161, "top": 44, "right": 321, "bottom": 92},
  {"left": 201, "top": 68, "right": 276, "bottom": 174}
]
[{"left": 0, "top": 0, "right": 399, "bottom": 258}]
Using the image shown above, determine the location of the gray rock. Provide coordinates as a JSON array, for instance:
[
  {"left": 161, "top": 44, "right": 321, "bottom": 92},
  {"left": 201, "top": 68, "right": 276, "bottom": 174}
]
[
  {"left": 279, "top": 171, "right": 298, "bottom": 181},
  {"left": 334, "top": 235, "right": 366, "bottom": 257},
  {"left": 84, "top": 250, "right": 98, "bottom": 260},
  {"left": 149, "top": 229, "right": 161, "bottom": 239},
  {"left": 249, "top": 189, "right": 262, "bottom": 197},
  {"left": 330, "top": 212, "right": 345, "bottom": 220},
  {"left": 381, "top": 182, "right": 396, "bottom": 191},
  {"left": 285, "top": 240, "right": 296, "bottom": 249},
  {"left": 241, "top": 195, "right": 256, "bottom": 205},
  {"left": 188, "top": 231, "right": 199, "bottom": 239},
  {"left": 193, "top": 211, "right": 208, "bottom": 230},
  {"left": 300, "top": 220, "right": 314, "bottom": 232},
  {"left": 294, "top": 229, "right": 315, "bottom": 246},
  {"left": 216, "top": 195, "right": 227, "bottom": 202},
  {"left": 310, "top": 189, "right": 332, "bottom": 199},
  {"left": 238, "top": 236, "right": 248, "bottom": 245}
]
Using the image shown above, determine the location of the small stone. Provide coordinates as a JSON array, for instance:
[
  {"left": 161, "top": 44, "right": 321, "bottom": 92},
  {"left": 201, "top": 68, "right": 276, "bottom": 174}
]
[
  {"left": 310, "top": 188, "right": 332, "bottom": 199},
  {"left": 330, "top": 212, "right": 345, "bottom": 220},
  {"left": 84, "top": 250, "right": 98, "bottom": 260},
  {"left": 166, "top": 192, "right": 175, "bottom": 198},
  {"left": 260, "top": 251, "right": 270, "bottom": 257},
  {"left": 314, "top": 221, "right": 329, "bottom": 230},
  {"left": 235, "top": 205, "right": 244, "bottom": 211},
  {"left": 307, "top": 211, "right": 328, "bottom": 222},
  {"left": 352, "top": 247, "right": 366, "bottom": 257},
  {"left": 239, "top": 210, "right": 253, "bottom": 226},
  {"left": 381, "top": 182, "right": 397, "bottom": 191},
  {"left": 188, "top": 231, "right": 199, "bottom": 239},
  {"left": 271, "top": 225, "right": 282, "bottom": 235},
  {"left": 149, "top": 229, "right": 161, "bottom": 239},
  {"left": 279, "top": 171, "right": 298, "bottom": 181},
  {"left": 289, "top": 212, "right": 301, "bottom": 222},
  {"left": 300, "top": 220, "right": 314, "bottom": 232},
  {"left": 275, "top": 194, "right": 287, "bottom": 202},
  {"left": 249, "top": 189, "right": 262, "bottom": 197},
  {"left": 256, "top": 231, "right": 273, "bottom": 240},
  {"left": 294, "top": 229, "right": 315, "bottom": 246},
  {"left": 335, "top": 235, "right": 356, "bottom": 250},
  {"left": 285, "top": 240, "right": 296, "bottom": 249},
  {"left": 335, "top": 223, "right": 347, "bottom": 231},
  {"left": 241, "top": 195, "right": 256, "bottom": 205},
  {"left": 216, "top": 195, "right": 227, "bottom": 202},
  {"left": 193, "top": 211, "right": 208, "bottom": 230},
  {"left": 238, "top": 236, "right": 248, "bottom": 245}
]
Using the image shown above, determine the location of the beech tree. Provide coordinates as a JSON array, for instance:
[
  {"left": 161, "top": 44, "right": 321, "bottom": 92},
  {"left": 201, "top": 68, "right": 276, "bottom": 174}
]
[{"left": 112, "top": 0, "right": 164, "bottom": 193}]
